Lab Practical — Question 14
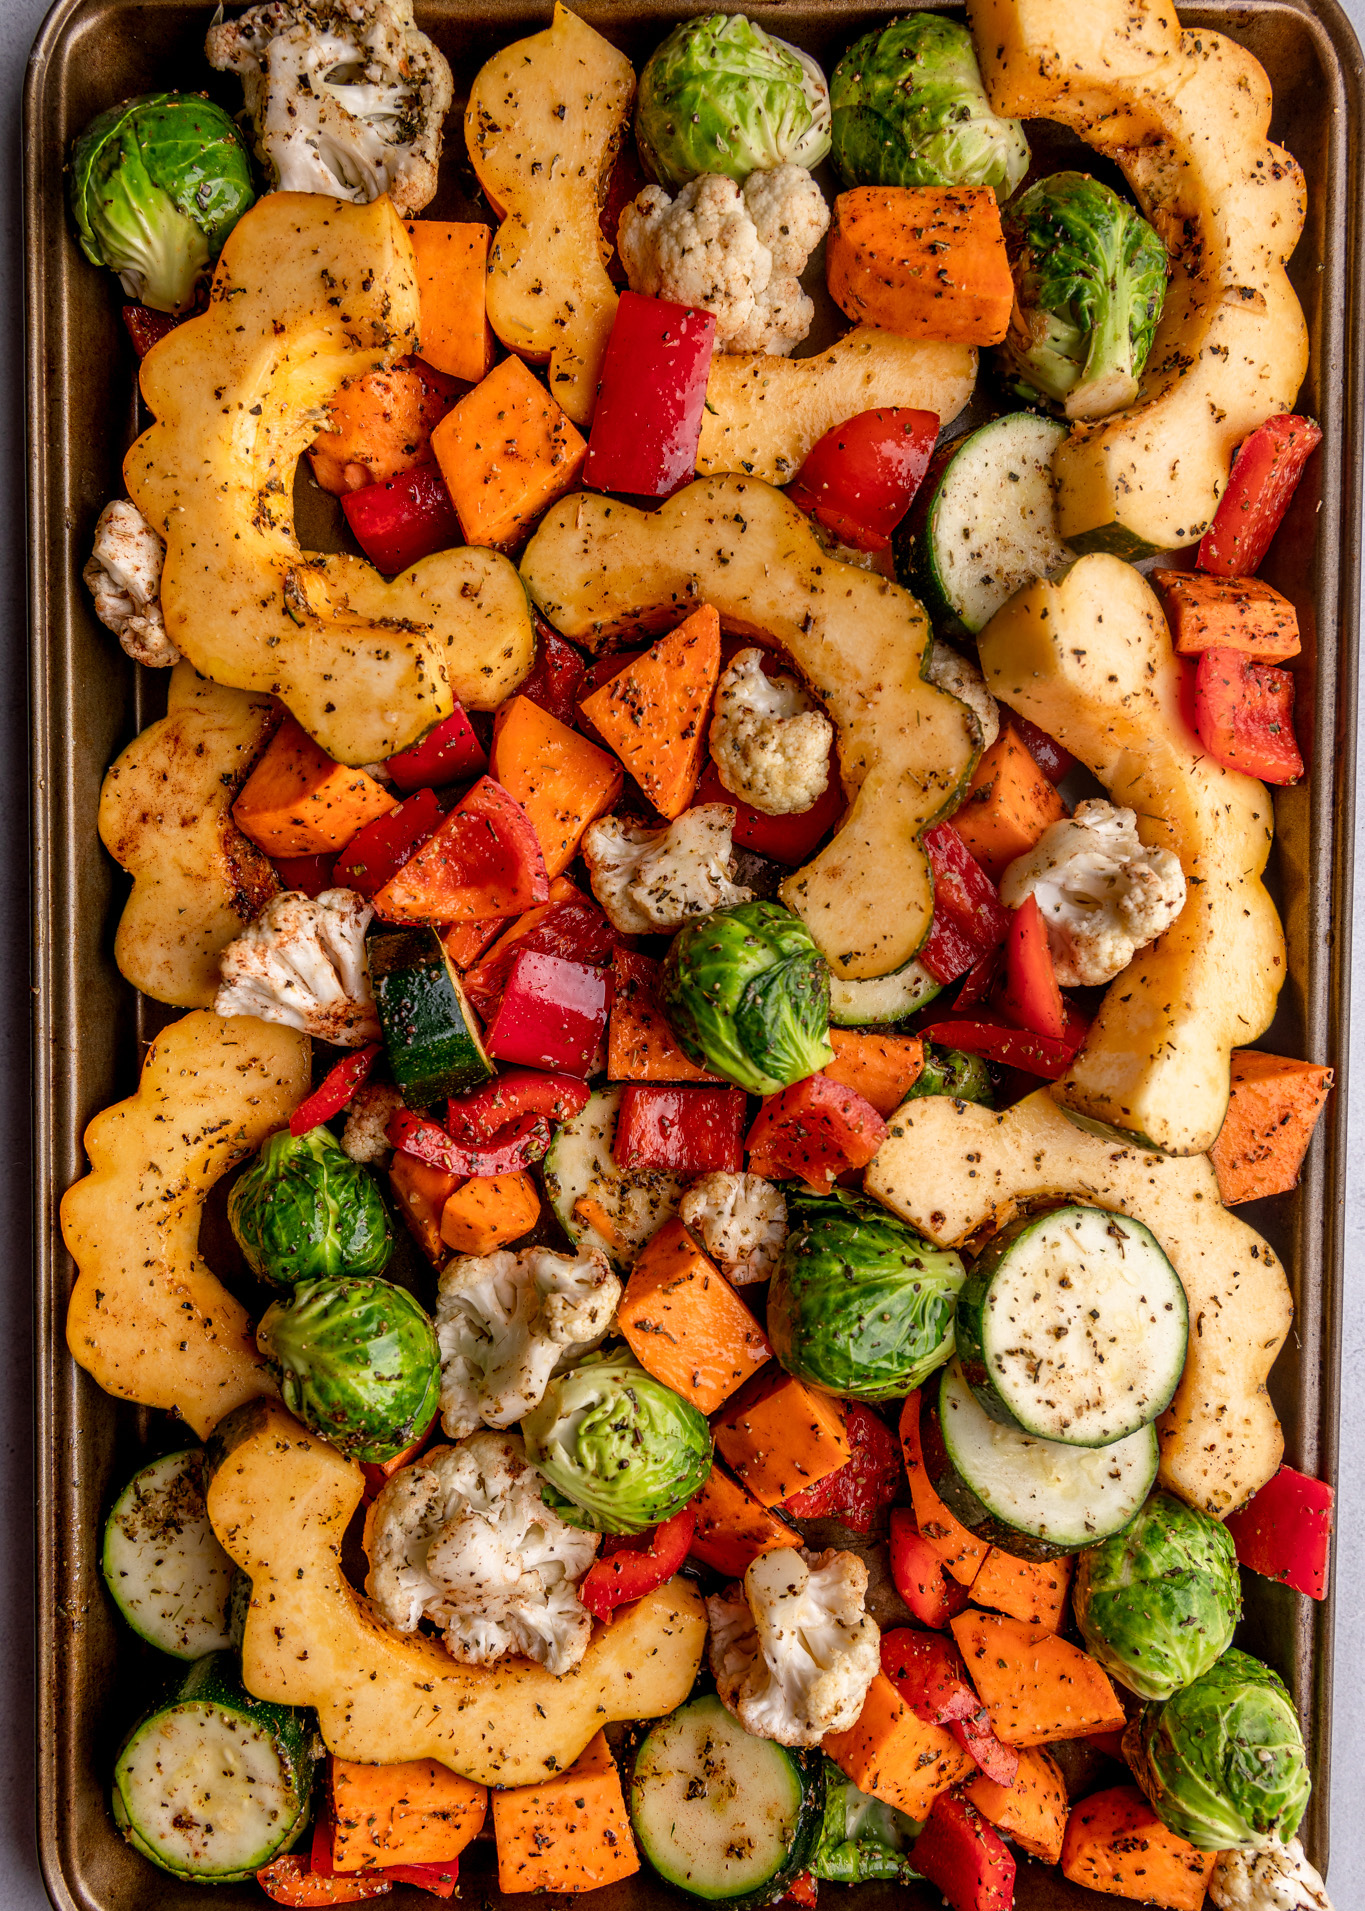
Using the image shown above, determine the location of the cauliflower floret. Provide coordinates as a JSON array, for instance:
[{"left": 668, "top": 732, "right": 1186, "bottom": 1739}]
[
  {"left": 618, "top": 166, "right": 828, "bottom": 357},
  {"left": 1210, "top": 1839, "right": 1334, "bottom": 1911},
  {"left": 206, "top": 0, "right": 453, "bottom": 216},
  {"left": 215, "top": 887, "right": 380, "bottom": 1045},
  {"left": 82, "top": 499, "right": 178, "bottom": 669},
  {"left": 923, "top": 641, "right": 1000, "bottom": 752},
  {"left": 999, "top": 799, "right": 1187, "bottom": 988},
  {"left": 582, "top": 807, "right": 753, "bottom": 935},
  {"left": 366, "top": 1432, "right": 599, "bottom": 1674},
  {"left": 709, "top": 649, "right": 834, "bottom": 817},
  {"left": 707, "top": 1547, "right": 879, "bottom": 1747},
  {"left": 341, "top": 1081, "right": 404, "bottom": 1162},
  {"left": 680, "top": 1173, "right": 787, "bottom": 1285},
  {"left": 436, "top": 1246, "right": 621, "bottom": 1438}
]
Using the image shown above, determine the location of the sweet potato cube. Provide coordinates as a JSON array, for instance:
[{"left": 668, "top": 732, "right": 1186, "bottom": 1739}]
[
  {"left": 824, "top": 1029, "right": 925, "bottom": 1116},
  {"left": 826, "top": 187, "right": 1013, "bottom": 345},
  {"left": 233, "top": 714, "right": 397, "bottom": 856},
  {"left": 390, "top": 1152, "right": 463, "bottom": 1264},
  {"left": 969, "top": 1548, "right": 1073, "bottom": 1632},
  {"left": 618, "top": 1218, "right": 772, "bottom": 1413},
  {"left": 332, "top": 1758, "right": 487, "bottom": 1872},
  {"left": 949, "top": 725, "right": 1067, "bottom": 882},
  {"left": 950, "top": 1609, "right": 1126, "bottom": 1746},
  {"left": 713, "top": 1369, "right": 849, "bottom": 1507},
  {"left": 1210, "top": 1048, "right": 1333, "bottom": 1204},
  {"left": 440, "top": 1171, "right": 541, "bottom": 1254},
  {"left": 823, "top": 1673, "right": 975, "bottom": 1820},
  {"left": 608, "top": 949, "right": 724, "bottom": 1083},
  {"left": 432, "top": 356, "right": 587, "bottom": 551},
  {"left": 489, "top": 697, "right": 623, "bottom": 879},
  {"left": 406, "top": 221, "right": 496, "bottom": 384},
  {"left": 1151, "top": 569, "right": 1301, "bottom": 660},
  {"left": 689, "top": 1463, "right": 803, "bottom": 1576},
  {"left": 492, "top": 1732, "right": 638, "bottom": 1894},
  {"left": 963, "top": 1746, "right": 1067, "bottom": 1866},
  {"left": 577, "top": 605, "right": 721, "bottom": 818},
  {"left": 1061, "top": 1785, "right": 1216, "bottom": 1910},
  {"left": 900, "top": 1392, "right": 991, "bottom": 1586}
]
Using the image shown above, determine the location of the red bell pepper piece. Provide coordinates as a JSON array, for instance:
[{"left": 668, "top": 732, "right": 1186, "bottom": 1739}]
[
  {"left": 584, "top": 291, "right": 716, "bottom": 499},
  {"left": 781, "top": 1402, "right": 902, "bottom": 1534},
  {"left": 599, "top": 139, "right": 649, "bottom": 286},
  {"left": 778, "top": 1875, "right": 818, "bottom": 1910},
  {"left": 1009, "top": 711, "right": 1075, "bottom": 785},
  {"left": 996, "top": 896, "right": 1066, "bottom": 1042},
  {"left": 333, "top": 787, "right": 443, "bottom": 898},
  {"left": 519, "top": 617, "right": 587, "bottom": 730},
  {"left": 482, "top": 949, "right": 610, "bottom": 1078},
  {"left": 1197, "top": 413, "right": 1323, "bottom": 577},
  {"left": 340, "top": 464, "right": 463, "bottom": 576},
  {"left": 289, "top": 1044, "right": 382, "bottom": 1138},
  {"left": 917, "top": 1016, "right": 1080, "bottom": 1083},
  {"left": 257, "top": 1857, "right": 393, "bottom": 1904},
  {"left": 273, "top": 853, "right": 337, "bottom": 898},
  {"left": 1224, "top": 1464, "right": 1334, "bottom": 1600},
  {"left": 882, "top": 1627, "right": 1019, "bottom": 1786},
  {"left": 1193, "top": 646, "right": 1303, "bottom": 784},
  {"left": 952, "top": 950, "right": 1000, "bottom": 1012},
  {"left": 382, "top": 1868, "right": 456, "bottom": 1899},
  {"left": 787, "top": 408, "right": 939, "bottom": 552},
  {"left": 389, "top": 1106, "right": 552, "bottom": 1176},
  {"left": 744, "top": 1074, "right": 888, "bottom": 1189},
  {"left": 462, "top": 897, "right": 620, "bottom": 1021},
  {"left": 123, "top": 303, "right": 180, "bottom": 357},
  {"left": 888, "top": 1508, "right": 971, "bottom": 1628},
  {"left": 371, "top": 777, "right": 549, "bottom": 923},
  {"left": 919, "top": 825, "right": 1011, "bottom": 986},
  {"left": 614, "top": 1084, "right": 748, "bottom": 1174},
  {"left": 384, "top": 705, "right": 487, "bottom": 794},
  {"left": 579, "top": 1504, "right": 697, "bottom": 1620},
  {"left": 693, "top": 760, "right": 845, "bottom": 868},
  {"left": 913, "top": 1791, "right": 1016, "bottom": 1911},
  {"left": 446, "top": 1068, "right": 591, "bottom": 1143}
]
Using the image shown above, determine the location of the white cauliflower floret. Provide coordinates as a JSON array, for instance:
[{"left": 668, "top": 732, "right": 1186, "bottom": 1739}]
[
  {"left": 341, "top": 1081, "right": 404, "bottom": 1162},
  {"left": 709, "top": 649, "right": 834, "bottom": 817},
  {"left": 215, "top": 887, "right": 380, "bottom": 1045},
  {"left": 999, "top": 798, "right": 1187, "bottom": 988},
  {"left": 436, "top": 1246, "right": 621, "bottom": 1438},
  {"left": 366, "top": 1432, "right": 599, "bottom": 1675},
  {"left": 82, "top": 499, "right": 178, "bottom": 669},
  {"left": 582, "top": 807, "right": 753, "bottom": 935},
  {"left": 924, "top": 641, "right": 999, "bottom": 752},
  {"left": 1210, "top": 1839, "right": 1334, "bottom": 1911},
  {"left": 618, "top": 166, "right": 829, "bottom": 357},
  {"left": 206, "top": 0, "right": 453, "bottom": 216},
  {"left": 680, "top": 1174, "right": 787, "bottom": 1285},
  {"left": 707, "top": 1547, "right": 879, "bottom": 1747}
]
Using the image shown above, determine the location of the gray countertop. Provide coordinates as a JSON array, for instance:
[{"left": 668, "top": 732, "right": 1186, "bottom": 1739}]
[{"left": 4, "top": 0, "right": 1363, "bottom": 1899}]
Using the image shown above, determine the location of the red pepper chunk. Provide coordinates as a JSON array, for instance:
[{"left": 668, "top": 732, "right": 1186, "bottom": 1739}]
[
  {"left": 482, "top": 949, "right": 610, "bottom": 1078},
  {"left": 371, "top": 777, "right": 549, "bottom": 923},
  {"left": 123, "top": 303, "right": 181, "bottom": 357},
  {"left": 340, "top": 464, "right": 463, "bottom": 576},
  {"left": 920, "top": 825, "right": 1010, "bottom": 986},
  {"left": 918, "top": 1016, "right": 1081, "bottom": 1083},
  {"left": 273, "top": 853, "right": 337, "bottom": 898},
  {"left": 614, "top": 1085, "right": 747, "bottom": 1174},
  {"left": 997, "top": 895, "right": 1066, "bottom": 1042},
  {"left": 693, "top": 760, "right": 845, "bottom": 868},
  {"left": 257, "top": 1856, "right": 393, "bottom": 1904},
  {"left": 1197, "top": 413, "right": 1322, "bottom": 577},
  {"left": 887, "top": 1508, "right": 970, "bottom": 1629},
  {"left": 333, "top": 788, "right": 443, "bottom": 899},
  {"left": 1224, "top": 1464, "right": 1334, "bottom": 1600},
  {"left": 787, "top": 408, "right": 939, "bottom": 551},
  {"left": 520, "top": 618, "right": 588, "bottom": 730},
  {"left": 384, "top": 705, "right": 487, "bottom": 794},
  {"left": 447, "top": 1069, "right": 590, "bottom": 1143},
  {"left": 1009, "top": 711, "right": 1075, "bottom": 785},
  {"left": 1193, "top": 646, "right": 1303, "bottom": 785},
  {"left": 290, "top": 1044, "right": 382, "bottom": 1138},
  {"left": 914, "top": 1791, "right": 1016, "bottom": 1911},
  {"left": 781, "top": 1402, "right": 901, "bottom": 1534},
  {"left": 579, "top": 1505, "right": 697, "bottom": 1620},
  {"left": 744, "top": 1075, "right": 888, "bottom": 1189},
  {"left": 462, "top": 897, "right": 620, "bottom": 1021},
  {"left": 778, "top": 1875, "right": 818, "bottom": 1910},
  {"left": 584, "top": 292, "right": 716, "bottom": 499}
]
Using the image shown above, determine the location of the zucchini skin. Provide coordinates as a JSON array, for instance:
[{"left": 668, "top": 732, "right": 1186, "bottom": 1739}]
[{"left": 369, "top": 926, "right": 493, "bottom": 1106}]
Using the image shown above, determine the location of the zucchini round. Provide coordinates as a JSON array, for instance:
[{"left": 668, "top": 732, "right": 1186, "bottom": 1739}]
[
  {"left": 542, "top": 1085, "right": 685, "bottom": 1271},
  {"left": 111, "top": 1650, "right": 315, "bottom": 1880},
  {"left": 955, "top": 1205, "right": 1188, "bottom": 1445},
  {"left": 927, "top": 1359, "right": 1159, "bottom": 1558},
  {"left": 828, "top": 959, "right": 942, "bottom": 1029},
  {"left": 629, "top": 1694, "right": 824, "bottom": 1909},
  {"left": 101, "top": 1449, "right": 238, "bottom": 1660}
]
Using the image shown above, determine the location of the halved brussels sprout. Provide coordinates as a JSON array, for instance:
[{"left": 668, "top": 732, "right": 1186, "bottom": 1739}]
[
  {"left": 228, "top": 1127, "right": 392, "bottom": 1288},
  {"left": 812, "top": 1759, "right": 922, "bottom": 1882},
  {"left": 908, "top": 1042, "right": 993, "bottom": 1106}
]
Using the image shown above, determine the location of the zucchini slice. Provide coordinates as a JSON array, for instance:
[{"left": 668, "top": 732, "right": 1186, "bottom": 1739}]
[
  {"left": 955, "top": 1205, "right": 1188, "bottom": 1446},
  {"left": 111, "top": 1650, "right": 315, "bottom": 1880},
  {"left": 901, "top": 413, "right": 1072, "bottom": 636},
  {"left": 369, "top": 925, "right": 493, "bottom": 1107},
  {"left": 542, "top": 1085, "right": 684, "bottom": 1272},
  {"left": 101, "top": 1450, "right": 238, "bottom": 1660},
  {"left": 929, "top": 1359, "right": 1159, "bottom": 1558},
  {"left": 629, "top": 1694, "right": 824, "bottom": 1909},
  {"left": 828, "top": 959, "right": 942, "bottom": 1029}
]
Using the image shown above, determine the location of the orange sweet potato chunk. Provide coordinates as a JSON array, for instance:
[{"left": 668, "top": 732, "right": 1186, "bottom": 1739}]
[
  {"left": 963, "top": 1746, "right": 1067, "bottom": 1865},
  {"left": 824, "top": 1029, "right": 925, "bottom": 1116},
  {"left": 824, "top": 1673, "right": 975, "bottom": 1820},
  {"left": 332, "top": 1758, "right": 487, "bottom": 1872},
  {"left": 390, "top": 1153, "right": 463, "bottom": 1264},
  {"left": 689, "top": 1463, "right": 803, "bottom": 1577},
  {"left": 949, "top": 1609, "right": 1125, "bottom": 1747},
  {"left": 608, "top": 949, "right": 723, "bottom": 1083},
  {"left": 577, "top": 606, "right": 721, "bottom": 819},
  {"left": 439, "top": 1171, "right": 541, "bottom": 1254},
  {"left": 948, "top": 724, "right": 1067, "bottom": 882},
  {"left": 969, "top": 1548, "right": 1073, "bottom": 1632},
  {"left": 406, "top": 221, "right": 496, "bottom": 384},
  {"left": 1061, "top": 1786, "right": 1216, "bottom": 1910},
  {"left": 826, "top": 187, "right": 1013, "bottom": 344},
  {"left": 1210, "top": 1048, "right": 1333, "bottom": 1205},
  {"left": 618, "top": 1217, "right": 772, "bottom": 1413},
  {"left": 233, "top": 715, "right": 397, "bottom": 856},
  {"left": 432, "top": 355, "right": 587, "bottom": 551},
  {"left": 1151, "top": 570, "right": 1301, "bottom": 660},
  {"left": 492, "top": 1733, "right": 638, "bottom": 1894},
  {"left": 489, "top": 697, "right": 622, "bottom": 879},
  {"left": 713, "top": 1369, "right": 850, "bottom": 1507},
  {"left": 899, "top": 1392, "right": 990, "bottom": 1587}
]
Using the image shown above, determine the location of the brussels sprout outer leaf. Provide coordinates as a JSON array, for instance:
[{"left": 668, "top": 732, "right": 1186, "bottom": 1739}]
[
  {"left": 662, "top": 901, "right": 834, "bottom": 1096},
  {"left": 228, "top": 1128, "right": 393, "bottom": 1287},
  {"left": 812, "top": 1759, "right": 922, "bottom": 1883},
  {"left": 909, "top": 1043, "right": 994, "bottom": 1105}
]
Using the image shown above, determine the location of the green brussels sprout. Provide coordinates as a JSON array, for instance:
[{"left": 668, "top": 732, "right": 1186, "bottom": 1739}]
[
  {"left": 520, "top": 1354, "right": 713, "bottom": 1535},
  {"left": 768, "top": 1187, "right": 966, "bottom": 1399},
  {"left": 908, "top": 1042, "right": 994, "bottom": 1106},
  {"left": 69, "top": 91, "right": 255, "bottom": 313},
  {"left": 256, "top": 1275, "right": 440, "bottom": 1463},
  {"left": 1073, "top": 1493, "right": 1241, "bottom": 1701},
  {"left": 830, "top": 15, "right": 1029, "bottom": 201},
  {"left": 635, "top": 13, "right": 831, "bottom": 190},
  {"left": 812, "top": 1760, "right": 922, "bottom": 1883},
  {"left": 999, "top": 172, "right": 1169, "bottom": 422},
  {"left": 228, "top": 1127, "right": 392, "bottom": 1287},
  {"left": 662, "top": 901, "right": 834, "bottom": 1096},
  {"left": 1125, "top": 1648, "right": 1311, "bottom": 1852}
]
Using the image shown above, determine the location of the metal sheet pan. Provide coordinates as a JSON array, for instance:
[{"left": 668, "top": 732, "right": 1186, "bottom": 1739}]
[{"left": 24, "top": 0, "right": 1364, "bottom": 1903}]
